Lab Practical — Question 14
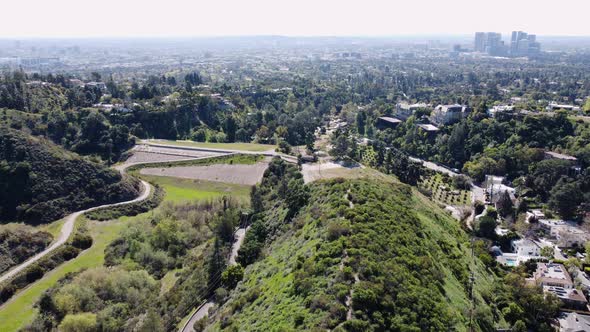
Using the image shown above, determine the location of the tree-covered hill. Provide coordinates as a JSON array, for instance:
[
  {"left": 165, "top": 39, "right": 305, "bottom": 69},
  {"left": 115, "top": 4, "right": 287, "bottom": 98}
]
[
  {"left": 208, "top": 175, "right": 499, "bottom": 331},
  {"left": 0, "top": 127, "right": 139, "bottom": 224}
]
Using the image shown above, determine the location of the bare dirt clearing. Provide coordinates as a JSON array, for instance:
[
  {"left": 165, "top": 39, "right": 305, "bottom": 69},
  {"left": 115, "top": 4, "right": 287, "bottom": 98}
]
[
  {"left": 302, "top": 160, "right": 399, "bottom": 184},
  {"left": 302, "top": 161, "right": 368, "bottom": 183},
  {"left": 140, "top": 161, "right": 269, "bottom": 185}
]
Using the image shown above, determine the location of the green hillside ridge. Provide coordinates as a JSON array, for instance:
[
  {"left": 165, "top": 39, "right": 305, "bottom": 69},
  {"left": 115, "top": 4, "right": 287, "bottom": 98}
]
[
  {"left": 208, "top": 177, "right": 498, "bottom": 331},
  {"left": 0, "top": 127, "right": 139, "bottom": 224}
]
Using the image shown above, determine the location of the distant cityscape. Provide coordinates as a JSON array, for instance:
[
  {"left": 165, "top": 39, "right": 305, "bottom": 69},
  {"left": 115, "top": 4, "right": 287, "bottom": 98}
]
[{"left": 474, "top": 30, "right": 541, "bottom": 57}]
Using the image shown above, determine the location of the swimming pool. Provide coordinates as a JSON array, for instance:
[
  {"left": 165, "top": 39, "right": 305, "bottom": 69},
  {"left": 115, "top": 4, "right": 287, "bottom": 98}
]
[{"left": 505, "top": 258, "right": 517, "bottom": 267}]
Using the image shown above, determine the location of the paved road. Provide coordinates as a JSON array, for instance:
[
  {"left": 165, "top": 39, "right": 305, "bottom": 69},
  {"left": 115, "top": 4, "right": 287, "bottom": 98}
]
[
  {"left": 0, "top": 179, "right": 151, "bottom": 284},
  {"left": 181, "top": 226, "right": 248, "bottom": 332},
  {"left": 409, "top": 157, "right": 459, "bottom": 177}
]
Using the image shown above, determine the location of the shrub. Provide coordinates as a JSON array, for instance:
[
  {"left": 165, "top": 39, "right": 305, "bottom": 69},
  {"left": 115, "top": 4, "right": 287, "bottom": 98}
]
[
  {"left": 25, "top": 264, "right": 44, "bottom": 283},
  {"left": 221, "top": 265, "right": 244, "bottom": 289},
  {"left": 72, "top": 233, "right": 93, "bottom": 250},
  {"left": 58, "top": 312, "right": 97, "bottom": 332}
]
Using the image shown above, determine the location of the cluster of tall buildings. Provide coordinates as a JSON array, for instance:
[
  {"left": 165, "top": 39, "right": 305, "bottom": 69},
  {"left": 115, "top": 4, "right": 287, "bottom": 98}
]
[
  {"left": 473, "top": 31, "right": 541, "bottom": 57},
  {"left": 474, "top": 32, "right": 504, "bottom": 55},
  {"left": 510, "top": 31, "right": 541, "bottom": 56}
]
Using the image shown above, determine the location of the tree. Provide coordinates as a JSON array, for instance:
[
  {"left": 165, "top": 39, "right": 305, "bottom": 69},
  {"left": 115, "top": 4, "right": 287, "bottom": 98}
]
[
  {"left": 90, "top": 72, "right": 101, "bottom": 81},
  {"left": 330, "top": 134, "right": 350, "bottom": 160},
  {"left": 237, "top": 237, "right": 263, "bottom": 266},
  {"left": 548, "top": 178, "right": 582, "bottom": 219},
  {"left": 356, "top": 111, "right": 366, "bottom": 135},
  {"left": 452, "top": 175, "right": 471, "bottom": 190},
  {"left": 221, "top": 265, "right": 244, "bottom": 289},
  {"left": 207, "top": 238, "right": 226, "bottom": 290},
  {"left": 285, "top": 179, "right": 310, "bottom": 217},
  {"left": 476, "top": 216, "right": 497, "bottom": 239},
  {"left": 540, "top": 246, "right": 554, "bottom": 259},
  {"left": 512, "top": 320, "right": 527, "bottom": 332},
  {"left": 139, "top": 309, "right": 165, "bottom": 332},
  {"left": 250, "top": 186, "right": 263, "bottom": 214},
  {"left": 58, "top": 313, "right": 97, "bottom": 332},
  {"left": 224, "top": 116, "right": 237, "bottom": 142},
  {"left": 496, "top": 191, "right": 514, "bottom": 218},
  {"left": 278, "top": 140, "right": 291, "bottom": 154}
]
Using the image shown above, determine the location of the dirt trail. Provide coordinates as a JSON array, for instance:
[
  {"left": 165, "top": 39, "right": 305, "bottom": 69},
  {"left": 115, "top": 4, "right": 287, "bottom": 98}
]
[
  {"left": 181, "top": 226, "right": 248, "bottom": 332},
  {"left": 340, "top": 189, "right": 358, "bottom": 323},
  {"left": 0, "top": 150, "right": 202, "bottom": 285},
  {"left": 0, "top": 177, "right": 150, "bottom": 284}
]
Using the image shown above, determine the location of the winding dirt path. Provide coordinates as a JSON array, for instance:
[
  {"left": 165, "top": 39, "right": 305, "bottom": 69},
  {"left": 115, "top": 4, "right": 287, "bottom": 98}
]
[{"left": 0, "top": 162, "right": 152, "bottom": 284}]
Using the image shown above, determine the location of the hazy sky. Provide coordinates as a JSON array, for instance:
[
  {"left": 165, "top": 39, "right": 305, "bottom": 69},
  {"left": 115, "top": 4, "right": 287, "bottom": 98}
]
[{"left": 3, "top": 0, "right": 590, "bottom": 38}]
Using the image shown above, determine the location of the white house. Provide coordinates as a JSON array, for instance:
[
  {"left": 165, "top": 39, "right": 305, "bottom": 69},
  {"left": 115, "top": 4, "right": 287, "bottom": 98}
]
[
  {"left": 538, "top": 219, "right": 590, "bottom": 248},
  {"left": 430, "top": 104, "right": 472, "bottom": 125},
  {"left": 511, "top": 239, "right": 541, "bottom": 257}
]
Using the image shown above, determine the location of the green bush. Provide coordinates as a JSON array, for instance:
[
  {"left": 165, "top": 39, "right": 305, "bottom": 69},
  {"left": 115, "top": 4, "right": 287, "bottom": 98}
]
[
  {"left": 86, "top": 185, "right": 164, "bottom": 221},
  {"left": 71, "top": 233, "right": 93, "bottom": 250}
]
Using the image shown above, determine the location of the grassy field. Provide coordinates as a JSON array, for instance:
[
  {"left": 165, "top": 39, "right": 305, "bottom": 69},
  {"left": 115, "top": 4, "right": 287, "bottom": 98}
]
[
  {"left": 139, "top": 175, "right": 250, "bottom": 205},
  {"left": 0, "top": 162, "right": 251, "bottom": 331},
  {"left": 37, "top": 218, "right": 65, "bottom": 239},
  {"left": 147, "top": 139, "right": 276, "bottom": 152},
  {"left": 160, "top": 268, "right": 182, "bottom": 296}
]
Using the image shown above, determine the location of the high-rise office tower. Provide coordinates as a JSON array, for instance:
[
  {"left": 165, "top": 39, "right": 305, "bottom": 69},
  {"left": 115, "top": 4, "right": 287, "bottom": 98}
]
[
  {"left": 474, "top": 32, "right": 506, "bottom": 56},
  {"left": 509, "top": 31, "right": 540, "bottom": 56},
  {"left": 474, "top": 32, "right": 486, "bottom": 52}
]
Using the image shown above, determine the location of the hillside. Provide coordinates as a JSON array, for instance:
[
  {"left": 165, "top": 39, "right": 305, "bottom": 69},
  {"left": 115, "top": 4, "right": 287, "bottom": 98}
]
[
  {"left": 0, "top": 224, "right": 52, "bottom": 274},
  {"left": 207, "top": 175, "right": 498, "bottom": 331},
  {"left": 0, "top": 127, "right": 139, "bottom": 224}
]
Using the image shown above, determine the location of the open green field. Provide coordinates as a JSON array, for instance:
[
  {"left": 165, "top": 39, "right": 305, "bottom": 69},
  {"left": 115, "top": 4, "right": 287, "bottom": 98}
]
[
  {"left": 0, "top": 162, "right": 251, "bottom": 331},
  {"left": 139, "top": 175, "right": 251, "bottom": 205},
  {"left": 147, "top": 139, "right": 276, "bottom": 152},
  {"left": 37, "top": 218, "right": 65, "bottom": 239}
]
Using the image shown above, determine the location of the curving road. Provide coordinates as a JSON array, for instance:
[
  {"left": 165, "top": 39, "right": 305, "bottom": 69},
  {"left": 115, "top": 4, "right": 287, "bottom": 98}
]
[{"left": 0, "top": 164, "right": 152, "bottom": 284}]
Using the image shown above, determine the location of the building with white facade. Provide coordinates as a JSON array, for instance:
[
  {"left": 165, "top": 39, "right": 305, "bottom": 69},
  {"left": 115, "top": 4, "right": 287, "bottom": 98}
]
[
  {"left": 430, "top": 104, "right": 471, "bottom": 125},
  {"left": 511, "top": 239, "right": 541, "bottom": 258}
]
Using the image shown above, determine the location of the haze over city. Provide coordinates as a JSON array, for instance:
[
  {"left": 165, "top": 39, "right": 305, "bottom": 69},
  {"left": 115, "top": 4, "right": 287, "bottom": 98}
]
[
  {"left": 3, "top": 0, "right": 590, "bottom": 38},
  {"left": 2, "top": 1, "right": 590, "bottom": 332}
]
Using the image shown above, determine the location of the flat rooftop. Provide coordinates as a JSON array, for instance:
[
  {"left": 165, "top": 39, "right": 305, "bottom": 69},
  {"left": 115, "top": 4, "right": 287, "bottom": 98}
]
[
  {"left": 378, "top": 116, "right": 402, "bottom": 124},
  {"left": 536, "top": 263, "right": 573, "bottom": 286},
  {"left": 416, "top": 124, "right": 439, "bottom": 131}
]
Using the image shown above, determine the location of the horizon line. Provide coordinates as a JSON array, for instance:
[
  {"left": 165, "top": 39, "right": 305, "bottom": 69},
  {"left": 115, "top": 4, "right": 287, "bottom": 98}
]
[{"left": 3, "top": 33, "right": 590, "bottom": 40}]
